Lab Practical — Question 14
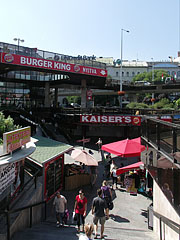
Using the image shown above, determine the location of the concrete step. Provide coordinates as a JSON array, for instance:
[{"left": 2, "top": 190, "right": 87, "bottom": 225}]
[{"left": 12, "top": 221, "right": 158, "bottom": 240}]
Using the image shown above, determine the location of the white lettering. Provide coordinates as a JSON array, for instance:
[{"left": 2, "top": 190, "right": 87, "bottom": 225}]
[
  {"left": 48, "top": 61, "right": 52, "bottom": 68},
  {"left": 115, "top": 116, "right": 122, "bottom": 123},
  {"left": 109, "top": 116, "right": 115, "bottom": 122},
  {"left": 82, "top": 67, "right": 97, "bottom": 74},
  {"left": 26, "top": 58, "right": 32, "bottom": 65},
  {"left": 20, "top": 57, "right": 26, "bottom": 64},
  {"left": 38, "top": 59, "right": 43, "bottom": 67},
  {"left": 82, "top": 116, "right": 89, "bottom": 122},
  {"left": 101, "top": 116, "right": 107, "bottom": 122},
  {"left": 32, "top": 59, "right": 38, "bottom": 66},
  {"left": 90, "top": 116, "right": 97, "bottom": 122},
  {"left": 66, "top": 64, "right": 71, "bottom": 71},
  {"left": 124, "top": 116, "right": 131, "bottom": 123}
]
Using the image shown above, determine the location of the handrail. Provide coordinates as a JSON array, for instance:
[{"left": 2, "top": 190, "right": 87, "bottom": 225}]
[
  {"left": 153, "top": 210, "right": 180, "bottom": 235},
  {"left": 0, "top": 201, "right": 46, "bottom": 240}
]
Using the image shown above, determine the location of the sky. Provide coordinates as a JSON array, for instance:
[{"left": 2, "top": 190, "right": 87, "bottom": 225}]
[{"left": 0, "top": 0, "right": 180, "bottom": 62}]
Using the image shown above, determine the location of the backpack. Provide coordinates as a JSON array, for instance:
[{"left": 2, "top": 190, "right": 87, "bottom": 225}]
[{"left": 102, "top": 186, "right": 110, "bottom": 198}]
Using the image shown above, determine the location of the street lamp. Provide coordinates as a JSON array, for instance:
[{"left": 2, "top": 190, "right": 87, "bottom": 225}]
[
  {"left": 119, "top": 28, "right": 129, "bottom": 108},
  {"left": 13, "top": 38, "right": 24, "bottom": 52},
  {"left": 151, "top": 58, "right": 155, "bottom": 105}
]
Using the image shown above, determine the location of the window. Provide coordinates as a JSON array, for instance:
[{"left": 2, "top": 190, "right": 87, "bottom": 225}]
[
  {"left": 132, "top": 72, "right": 135, "bottom": 77},
  {"left": 122, "top": 72, "right": 124, "bottom": 77},
  {"left": 127, "top": 72, "right": 129, "bottom": 77},
  {"left": 116, "top": 72, "right": 118, "bottom": 77}
]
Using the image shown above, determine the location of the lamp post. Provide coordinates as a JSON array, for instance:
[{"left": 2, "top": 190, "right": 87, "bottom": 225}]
[
  {"left": 119, "top": 28, "right": 129, "bottom": 108},
  {"left": 13, "top": 38, "right": 24, "bottom": 52},
  {"left": 151, "top": 58, "right": 155, "bottom": 105}
]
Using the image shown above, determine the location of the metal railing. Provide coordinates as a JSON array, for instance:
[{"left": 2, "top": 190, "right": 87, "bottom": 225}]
[
  {"left": 153, "top": 210, "right": 180, "bottom": 240},
  {"left": 0, "top": 201, "right": 46, "bottom": 240},
  {"left": 0, "top": 42, "right": 106, "bottom": 69}
]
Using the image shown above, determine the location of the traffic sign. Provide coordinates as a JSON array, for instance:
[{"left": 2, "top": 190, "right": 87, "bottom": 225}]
[{"left": 77, "top": 138, "right": 91, "bottom": 143}]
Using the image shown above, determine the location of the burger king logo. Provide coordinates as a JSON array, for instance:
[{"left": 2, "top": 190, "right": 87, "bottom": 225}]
[
  {"left": 132, "top": 117, "right": 140, "bottom": 125},
  {"left": 4, "top": 54, "right": 14, "bottom": 63},
  {"left": 74, "top": 64, "right": 80, "bottom": 72}
]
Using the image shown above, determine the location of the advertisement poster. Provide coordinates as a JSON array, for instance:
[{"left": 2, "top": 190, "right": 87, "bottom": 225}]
[{"left": 0, "top": 163, "right": 15, "bottom": 195}]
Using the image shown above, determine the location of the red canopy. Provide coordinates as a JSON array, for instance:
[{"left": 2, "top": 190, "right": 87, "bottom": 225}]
[
  {"left": 116, "top": 161, "right": 144, "bottom": 175},
  {"left": 101, "top": 137, "right": 146, "bottom": 157}
]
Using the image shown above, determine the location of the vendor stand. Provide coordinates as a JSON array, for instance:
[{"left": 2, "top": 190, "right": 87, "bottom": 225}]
[
  {"left": 26, "top": 135, "right": 72, "bottom": 201},
  {"left": 64, "top": 163, "right": 91, "bottom": 191},
  {"left": 64, "top": 148, "right": 98, "bottom": 190}
]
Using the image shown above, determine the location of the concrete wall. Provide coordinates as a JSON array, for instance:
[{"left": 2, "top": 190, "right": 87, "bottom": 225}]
[
  {"left": 153, "top": 180, "right": 180, "bottom": 240},
  {"left": 0, "top": 183, "right": 43, "bottom": 240}
]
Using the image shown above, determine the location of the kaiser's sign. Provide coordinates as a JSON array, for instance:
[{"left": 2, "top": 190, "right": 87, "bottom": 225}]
[{"left": 80, "top": 115, "right": 141, "bottom": 126}]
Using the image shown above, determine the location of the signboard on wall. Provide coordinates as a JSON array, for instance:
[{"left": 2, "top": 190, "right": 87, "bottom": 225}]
[
  {"left": 1, "top": 53, "right": 107, "bottom": 78},
  {"left": 0, "top": 163, "right": 15, "bottom": 195},
  {"left": 44, "top": 155, "right": 64, "bottom": 201},
  {"left": 3, "top": 127, "right": 31, "bottom": 154},
  {"left": 80, "top": 115, "right": 141, "bottom": 126}
]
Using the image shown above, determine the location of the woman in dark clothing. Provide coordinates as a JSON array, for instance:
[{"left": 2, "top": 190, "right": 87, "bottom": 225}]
[{"left": 101, "top": 180, "right": 112, "bottom": 217}]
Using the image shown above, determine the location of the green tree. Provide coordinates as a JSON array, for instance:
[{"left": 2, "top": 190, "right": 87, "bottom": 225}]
[
  {"left": 132, "top": 70, "right": 169, "bottom": 83},
  {"left": 0, "top": 112, "right": 21, "bottom": 144},
  {"left": 126, "top": 102, "right": 149, "bottom": 109},
  {"left": 151, "top": 98, "right": 174, "bottom": 109}
]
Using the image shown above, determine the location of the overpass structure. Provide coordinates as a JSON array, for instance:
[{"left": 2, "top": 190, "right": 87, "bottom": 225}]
[
  {"left": 0, "top": 42, "right": 107, "bottom": 108},
  {"left": 1, "top": 41, "right": 180, "bottom": 109}
]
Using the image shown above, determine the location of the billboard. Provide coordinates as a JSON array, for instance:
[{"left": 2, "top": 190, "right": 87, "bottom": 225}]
[
  {"left": 1, "top": 53, "right": 107, "bottom": 78},
  {"left": 80, "top": 115, "right": 141, "bottom": 126},
  {"left": 3, "top": 127, "right": 31, "bottom": 154}
]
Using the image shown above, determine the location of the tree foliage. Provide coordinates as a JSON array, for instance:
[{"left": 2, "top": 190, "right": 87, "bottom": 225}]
[
  {"left": 126, "top": 102, "right": 149, "bottom": 109},
  {"left": 132, "top": 70, "right": 169, "bottom": 83},
  {"left": 0, "top": 112, "right": 21, "bottom": 144},
  {"left": 151, "top": 98, "right": 174, "bottom": 109}
]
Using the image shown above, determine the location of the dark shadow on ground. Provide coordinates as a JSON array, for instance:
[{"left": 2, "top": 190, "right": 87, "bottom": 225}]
[
  {"left": 141, "top": 209, "right": 148, "bottom": 218},
  {"left": 109, "top": 214, "right": 130, "bottom": 223}
]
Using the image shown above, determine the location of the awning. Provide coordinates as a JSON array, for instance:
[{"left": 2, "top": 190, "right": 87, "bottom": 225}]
[
  {"left": 102, "top": 137, "right": 146, "bottom": 157},
  {"left": 116, "top": 161, "right": 144, "bottom": 175}
]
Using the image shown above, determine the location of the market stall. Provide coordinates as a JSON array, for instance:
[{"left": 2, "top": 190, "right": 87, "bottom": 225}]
[
  {"left": 64, "top": 163, "right": 91, "bottom": 191},
  {"left": 27, "top": 135, "right": 72, "bottom": 201},
  {"left": 64, "top": 148, "right": 98, "bottom": 190}
]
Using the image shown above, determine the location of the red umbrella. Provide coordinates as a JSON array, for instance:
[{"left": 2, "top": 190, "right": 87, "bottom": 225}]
[
  {"left": 101, "top": 137, "right": 146, "bottom": 157},
  {"left": 116, "top": 161, "right": 144, "bottom": 175}
]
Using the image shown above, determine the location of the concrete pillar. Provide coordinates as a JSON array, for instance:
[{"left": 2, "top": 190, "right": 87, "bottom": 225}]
[
  {"left": 81, "top": 79, "right": 87, "bottom": 108},
  {"left": 44, "top": 82, "right": 50, "bottom": 107},
  {"left": 55, "top": 87, "right": 58, "bottom": 107}
]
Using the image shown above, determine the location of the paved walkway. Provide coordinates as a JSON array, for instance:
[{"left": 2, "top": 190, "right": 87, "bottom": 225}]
[{"left": 12, "top": 144, "right": 158, "bottom": 240}]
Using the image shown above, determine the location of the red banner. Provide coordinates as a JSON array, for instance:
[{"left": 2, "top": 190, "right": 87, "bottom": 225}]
[
  {"left": 80, "top": 115, "right": 141, "bottom": 126},
  {"left": 1, "top": 52, "right": 107, "bottom": 77}
]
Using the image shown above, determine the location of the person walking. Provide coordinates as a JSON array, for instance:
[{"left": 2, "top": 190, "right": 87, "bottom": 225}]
[
  {"left": 96, "top": 138, "right": 102, "bottom": 152},
  {"left": 101, "top": 180, "right": 112, "bottom": 218},
  {"left": 74, "top": 189, "right": 87, "bottom": 233},
  {"left": 79, "top": 223, "right": 94, "bottom": 240},
  {"left": 92, "top": 189, "right": 109, "bottom": 239},
  {"left": 110, "top": 160, "right": 118, "bottom": 189},
  {"left": 53, "top": 192, "right": 67, "bottom": 227},
  {"left": 90, "top": 166, "right": 97, "bottom": 188}
]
